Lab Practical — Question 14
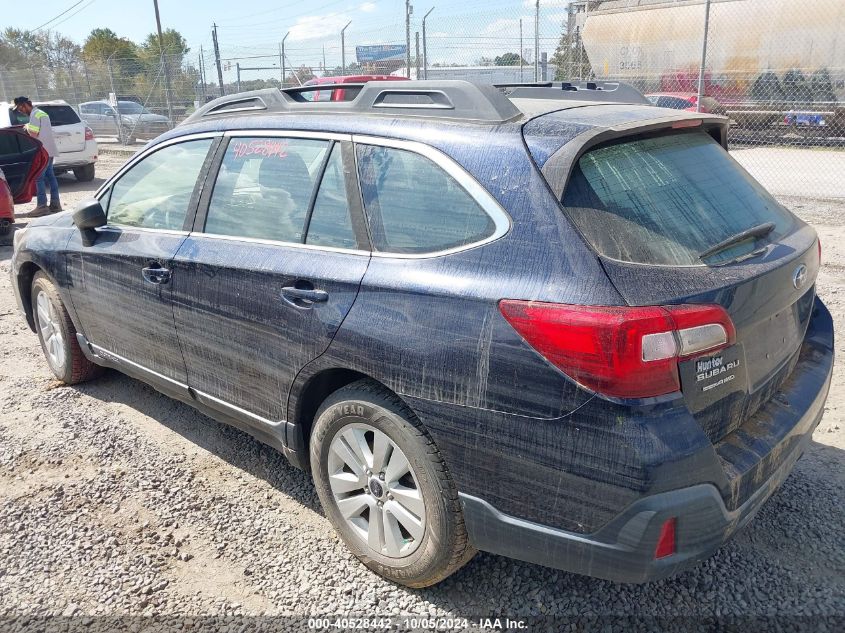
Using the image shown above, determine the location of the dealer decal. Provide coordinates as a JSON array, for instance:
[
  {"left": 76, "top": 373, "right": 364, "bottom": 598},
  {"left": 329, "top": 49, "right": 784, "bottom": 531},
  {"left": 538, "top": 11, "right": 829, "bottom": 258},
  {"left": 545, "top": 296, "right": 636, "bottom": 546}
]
[
  {"left": 696, "top": 355, "right": 741, "bottom": 391},
  {"left": 231, "top": 139, "right": 289, "bottom": 159}
]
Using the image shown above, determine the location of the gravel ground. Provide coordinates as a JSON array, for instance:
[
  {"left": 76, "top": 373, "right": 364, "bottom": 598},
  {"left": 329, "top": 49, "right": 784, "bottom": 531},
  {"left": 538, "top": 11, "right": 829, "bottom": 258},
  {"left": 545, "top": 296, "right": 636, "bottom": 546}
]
[{"left": 0, "top": 155, "right": 843, "bottom": 632}]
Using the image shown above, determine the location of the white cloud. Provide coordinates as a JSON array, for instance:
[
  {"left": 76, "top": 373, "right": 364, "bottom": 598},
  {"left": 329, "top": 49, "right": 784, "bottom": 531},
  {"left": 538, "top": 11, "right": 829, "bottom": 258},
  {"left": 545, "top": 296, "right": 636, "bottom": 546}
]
[
  {"left": 288, "top": 13, "right": 353, "bottom": 42},
  {"left": 359, "top": 2, "right": 377, "bottom": 12}
]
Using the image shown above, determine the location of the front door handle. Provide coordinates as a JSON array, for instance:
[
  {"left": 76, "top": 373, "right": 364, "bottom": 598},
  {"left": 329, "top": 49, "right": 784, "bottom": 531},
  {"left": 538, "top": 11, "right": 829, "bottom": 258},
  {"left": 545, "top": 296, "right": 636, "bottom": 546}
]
[
  {"left": 142, "top": 266, "right": 171, "bottom": 285},
  {"left": 281, "top": 286, "right": 329, "bottom": 305}
]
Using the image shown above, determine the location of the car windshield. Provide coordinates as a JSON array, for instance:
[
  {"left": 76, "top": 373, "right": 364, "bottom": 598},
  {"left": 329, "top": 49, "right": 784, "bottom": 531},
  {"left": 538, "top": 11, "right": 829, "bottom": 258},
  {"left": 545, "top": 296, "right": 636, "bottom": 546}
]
[
  {"left": 559, "top": 131, "right": 795, "bottom": 266},
  {"left": 117, "top": 102, "right": 149, "bottom": 114}
]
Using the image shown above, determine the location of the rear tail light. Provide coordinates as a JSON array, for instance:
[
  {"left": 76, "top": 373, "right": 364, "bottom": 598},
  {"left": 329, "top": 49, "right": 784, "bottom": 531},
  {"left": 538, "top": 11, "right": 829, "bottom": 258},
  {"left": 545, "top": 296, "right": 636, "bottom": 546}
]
[
  {"left": 654, "top": 518, "right": 677, "bottom": 559},
  {"left": 498, "top": 301, "right": 735, "bottom": 399},
  {"left": 84, "top": 127, "right": 95, "bottom": 141}
]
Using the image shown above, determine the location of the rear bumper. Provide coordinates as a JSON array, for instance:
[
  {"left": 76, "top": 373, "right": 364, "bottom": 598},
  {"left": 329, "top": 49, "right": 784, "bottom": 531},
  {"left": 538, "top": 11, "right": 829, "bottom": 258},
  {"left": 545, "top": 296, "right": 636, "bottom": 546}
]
[
  {"left": 54, "top": 144, "right": 97, "bottom": 169},
  {"left": 458, "top": 300, "right": 833, "bottom": 583},
  {"left": 461, "top": 417, "right": 818, "bottom": 583}
]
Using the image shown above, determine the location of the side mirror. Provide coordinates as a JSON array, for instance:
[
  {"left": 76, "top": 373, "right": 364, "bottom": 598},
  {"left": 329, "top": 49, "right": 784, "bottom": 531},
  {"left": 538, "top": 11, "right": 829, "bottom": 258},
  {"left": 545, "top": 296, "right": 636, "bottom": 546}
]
[{"left": 73, "top": 199, "right": 107, "bottom": 247}]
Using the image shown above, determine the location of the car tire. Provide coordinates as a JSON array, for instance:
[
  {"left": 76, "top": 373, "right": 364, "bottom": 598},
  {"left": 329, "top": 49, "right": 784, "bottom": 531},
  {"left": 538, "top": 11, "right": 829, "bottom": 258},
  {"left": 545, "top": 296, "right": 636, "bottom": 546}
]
[
  {"left": 310, "top": 380, "right": 476, "bottom": 588},
  {"left": 73, "top": 164, "right": 96, "bottom": 182},
  {"left": 31, "top": 272, "right": 102, "bottom": 384}
]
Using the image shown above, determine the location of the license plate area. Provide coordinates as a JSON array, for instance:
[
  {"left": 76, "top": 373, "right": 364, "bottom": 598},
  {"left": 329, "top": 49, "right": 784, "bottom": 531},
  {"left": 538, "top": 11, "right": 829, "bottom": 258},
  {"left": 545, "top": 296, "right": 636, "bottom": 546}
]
[{"left": 679, "top": 344, "right": 748, "bottom": 413}]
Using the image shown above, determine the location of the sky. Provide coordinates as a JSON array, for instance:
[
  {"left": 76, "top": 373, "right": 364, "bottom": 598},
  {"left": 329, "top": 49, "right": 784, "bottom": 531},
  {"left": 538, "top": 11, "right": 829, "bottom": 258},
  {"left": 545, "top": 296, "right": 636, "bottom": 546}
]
[{"left": 12, "top": 0, "right": 572, "bottom": 79}]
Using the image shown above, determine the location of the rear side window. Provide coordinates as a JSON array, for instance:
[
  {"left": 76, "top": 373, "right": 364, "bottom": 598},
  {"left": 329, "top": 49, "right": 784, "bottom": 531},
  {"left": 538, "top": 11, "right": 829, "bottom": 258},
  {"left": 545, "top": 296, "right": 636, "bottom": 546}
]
[
  {"left": 39, "top": 105, "right": 81, "bottom": 126},
  {"left": 204, "top": 137, "right": 329, "bottom": 242},
  {"left": 306, "top": 145, "right": 357, "bottom": 249},
  {"left": 356, "top": 145, "right": 495, "bottom": 254},
  {"left": 561, "top": 132, "right": 794, "bottom": 266}
]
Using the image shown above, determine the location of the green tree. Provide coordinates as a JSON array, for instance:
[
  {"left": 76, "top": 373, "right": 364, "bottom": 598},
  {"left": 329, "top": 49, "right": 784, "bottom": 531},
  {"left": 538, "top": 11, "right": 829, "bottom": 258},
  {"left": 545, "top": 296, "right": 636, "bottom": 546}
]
[
  {"left": 141, "top": 29, "right": 189, "bottom": 65},
  {"left": 550, "top": 21, "right": 591, "bottom": 81},
  {"left": 83, "top": 28, "right": 139, "bottom": 68},
  {"left": 2, "top": 28, "right": 45, "bottom": 63},
  {"left": 494, "top": 52, "right": 526, "bottom": 67}
]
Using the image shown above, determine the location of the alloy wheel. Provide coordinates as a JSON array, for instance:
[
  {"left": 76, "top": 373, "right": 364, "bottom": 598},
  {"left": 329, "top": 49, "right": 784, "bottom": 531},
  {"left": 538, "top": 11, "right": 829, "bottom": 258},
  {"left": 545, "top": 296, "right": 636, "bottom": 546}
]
[
  {"left": 327, "top": 423, "right": 427, "bottom": 558},
  {"left": 35, "top": 290, "right": 65, "bottom": 373}
]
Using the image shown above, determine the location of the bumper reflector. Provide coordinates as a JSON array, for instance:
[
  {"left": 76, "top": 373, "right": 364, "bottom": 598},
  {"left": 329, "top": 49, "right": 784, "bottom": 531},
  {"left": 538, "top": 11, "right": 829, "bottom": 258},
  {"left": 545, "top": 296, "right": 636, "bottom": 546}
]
[{"left": 654, "top": 517, "right": 677, "bottom": 559}]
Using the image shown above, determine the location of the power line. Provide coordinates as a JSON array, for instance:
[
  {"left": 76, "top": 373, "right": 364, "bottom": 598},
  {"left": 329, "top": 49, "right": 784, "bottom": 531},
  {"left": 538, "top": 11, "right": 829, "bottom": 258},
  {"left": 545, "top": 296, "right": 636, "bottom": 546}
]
[
  {"left": 32, "top": 0, "right": 88, "bottom": 31},
  {"left": 48, "top": 0, "right": 98, "bottom": 31}
]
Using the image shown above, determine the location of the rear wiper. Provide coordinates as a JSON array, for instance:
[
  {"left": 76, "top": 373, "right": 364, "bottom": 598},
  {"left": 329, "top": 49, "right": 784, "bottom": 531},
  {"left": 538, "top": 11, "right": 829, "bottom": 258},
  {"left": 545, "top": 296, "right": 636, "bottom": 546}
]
[{"left": 698, "top": 222, "right": 775, "bottom": 261}]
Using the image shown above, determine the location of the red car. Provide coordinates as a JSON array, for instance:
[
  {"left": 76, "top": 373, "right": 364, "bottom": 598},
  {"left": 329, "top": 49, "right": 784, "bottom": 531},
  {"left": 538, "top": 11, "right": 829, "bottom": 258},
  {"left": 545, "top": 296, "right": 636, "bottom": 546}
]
[
  {"left": 302, "top": 74, "right": 408, "bottom": 102},
  {"left": 646, "top": 92, "right": 724, "bottom": 114},
  {"left": 0, "top": 127, "right": 49, "bottom": 235}
]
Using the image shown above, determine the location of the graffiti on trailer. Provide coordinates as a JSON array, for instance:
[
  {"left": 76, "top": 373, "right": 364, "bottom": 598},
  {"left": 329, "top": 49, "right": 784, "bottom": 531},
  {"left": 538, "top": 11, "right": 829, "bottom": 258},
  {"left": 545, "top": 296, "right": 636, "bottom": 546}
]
[{"left": 231, "top": 139, "right": 289, "bottom": 159}]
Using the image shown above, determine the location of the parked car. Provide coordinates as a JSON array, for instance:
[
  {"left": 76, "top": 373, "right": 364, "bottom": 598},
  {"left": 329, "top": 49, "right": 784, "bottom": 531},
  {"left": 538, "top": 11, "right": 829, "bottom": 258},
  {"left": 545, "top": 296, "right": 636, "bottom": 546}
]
[
  {"left": 646, "top": 92, "right": 725, "bottom": 114},
  {"left": 302, "top": 74, "right": 408, "bottom": 102},
  {"left": 79, "top": 100, "right": 171, "bottom": 142},
  {"left": 10, "top": 81, "right": 833, "bottom": 588},
  {"left": 1, "top": 100, "right": 97, "bottom": 182}
]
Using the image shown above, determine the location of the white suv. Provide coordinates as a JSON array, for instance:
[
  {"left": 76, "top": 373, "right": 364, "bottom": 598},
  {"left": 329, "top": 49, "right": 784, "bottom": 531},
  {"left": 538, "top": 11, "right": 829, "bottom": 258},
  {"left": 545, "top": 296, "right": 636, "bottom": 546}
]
[{"left": 1, "top": 99, "right": 98, "bottom": 181}]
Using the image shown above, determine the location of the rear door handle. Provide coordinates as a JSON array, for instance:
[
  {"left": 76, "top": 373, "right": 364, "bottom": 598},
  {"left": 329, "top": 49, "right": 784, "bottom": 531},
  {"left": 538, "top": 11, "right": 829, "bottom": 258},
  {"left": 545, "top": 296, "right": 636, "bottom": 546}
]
[
  {"left": 281, "top": 286, "right": 329, "bottom": 304},
  {"left": 142, "top": 266, "right": 171, "bottom": 285}
]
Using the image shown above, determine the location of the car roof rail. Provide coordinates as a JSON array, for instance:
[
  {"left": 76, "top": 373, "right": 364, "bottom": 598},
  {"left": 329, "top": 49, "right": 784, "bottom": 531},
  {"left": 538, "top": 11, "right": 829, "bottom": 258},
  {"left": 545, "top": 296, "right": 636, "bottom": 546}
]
[
  {"left": 181, "top": 80, "right": 523, "bottom": 125},
  {"left": 496, "top": 81, "right": 650, "bottom": 105}
]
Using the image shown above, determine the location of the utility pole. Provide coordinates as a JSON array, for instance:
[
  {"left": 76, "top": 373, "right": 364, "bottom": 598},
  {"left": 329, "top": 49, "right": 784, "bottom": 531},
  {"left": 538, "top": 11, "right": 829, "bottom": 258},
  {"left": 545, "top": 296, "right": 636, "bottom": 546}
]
[
  {"left": 405, "top": 1, "right": 412, "bottom": 79},
  {"left": 281, "top": 31, "right": 289, "bottom": 89},
  {"left": 534, "top": 0, "right": 540, "bottom": 82},
  {"left": 519, "top": 18, "right": 523, "bottom": 82},
  {"left": 341, "top": 21, "right": 351, "bottom": 75},
  {"left": 236, "top": 63, "right": 241, "bottom": 92},
  {"left": 212, "top": 23, "right": 224, "bottom": 96},
  {"left": 415, "top": 31, "right": 420, "bottom": 80},
  {"left": 198, "top": 47, "right": 207, "bottom": 101},
  {"left": 152, "top": 0, "right": 174, "bottom": 125},
  {"left": 696, "top": 0, "right": 712, "bottom": 112},
  {"left": 422, "top": 7, "right": 434, "bottom": 80},
  {"left": 279, "top": 43, "right": 283, "bottom": 85}
]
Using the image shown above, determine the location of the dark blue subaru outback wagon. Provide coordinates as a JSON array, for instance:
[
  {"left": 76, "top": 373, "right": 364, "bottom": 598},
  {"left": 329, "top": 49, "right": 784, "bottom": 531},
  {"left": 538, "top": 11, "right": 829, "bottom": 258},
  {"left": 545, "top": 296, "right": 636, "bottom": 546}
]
[{"left": 10, "top": 81, "right": 834, "bottom": 587}]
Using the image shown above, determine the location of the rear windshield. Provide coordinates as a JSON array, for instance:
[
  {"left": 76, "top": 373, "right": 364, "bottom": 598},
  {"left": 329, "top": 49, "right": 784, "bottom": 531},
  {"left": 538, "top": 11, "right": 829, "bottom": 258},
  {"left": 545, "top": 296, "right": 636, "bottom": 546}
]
[
  {"left": 39, "top": 105, "right": 81, "bottom": 126},
  {"left": 560, "top": 132, "right": 794, "bottom": 266}
]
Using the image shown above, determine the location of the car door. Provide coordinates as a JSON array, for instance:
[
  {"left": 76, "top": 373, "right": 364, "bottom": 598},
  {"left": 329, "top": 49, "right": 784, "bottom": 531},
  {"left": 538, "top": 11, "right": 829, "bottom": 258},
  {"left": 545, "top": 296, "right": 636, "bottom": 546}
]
[
  {"left": 0, "top": 128, "right": 45, "bottom": 203},
  {"left": 170, "top": 133, "right": 370, "bottom": 425},
  {"left": 65, "top": 135, "right": 219, "bottom": 388}
]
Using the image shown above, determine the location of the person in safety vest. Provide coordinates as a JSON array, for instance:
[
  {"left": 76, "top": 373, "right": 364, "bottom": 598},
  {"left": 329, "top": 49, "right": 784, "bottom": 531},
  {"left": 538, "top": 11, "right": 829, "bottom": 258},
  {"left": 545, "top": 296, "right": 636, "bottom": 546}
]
[{"left": 15, "top": 97, "right": 62, "bottom": 217}]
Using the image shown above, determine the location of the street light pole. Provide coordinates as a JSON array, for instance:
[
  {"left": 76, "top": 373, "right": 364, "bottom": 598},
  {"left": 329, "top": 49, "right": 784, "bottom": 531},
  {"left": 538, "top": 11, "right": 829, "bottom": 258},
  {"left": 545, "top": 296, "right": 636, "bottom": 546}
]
[
  {"left": 534, "top": 0, "right": 540, "bottom": 82},
  {"left": 405, "top": 1, "right": 412, "bottom": 79},
  {"left": 422, "top": 7, "right": 434, "bottom": 80},
  {"left": 696, "top": 0, "right": 712, "bottom": 113},
  {"left": 152, "top": 0, "right": 174, "bottom": 125},
  {"left": 341, "top": 21, "right": 352, "bottom": 75},
  {"left": 281, "top": 31, "right": 289, "bottom": 89}
]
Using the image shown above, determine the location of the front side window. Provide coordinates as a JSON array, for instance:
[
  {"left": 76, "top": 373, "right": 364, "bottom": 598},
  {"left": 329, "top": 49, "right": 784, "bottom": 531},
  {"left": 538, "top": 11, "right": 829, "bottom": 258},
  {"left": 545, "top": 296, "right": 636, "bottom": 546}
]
[
  {"left": 356, "top": 145, "right": 496, "bottom": 254},
  {"left": 106, "top": 138, "right": 213, "bottom": 230},
  {"left": 204, "top": 136, "right": 330, "bottom": 242}
]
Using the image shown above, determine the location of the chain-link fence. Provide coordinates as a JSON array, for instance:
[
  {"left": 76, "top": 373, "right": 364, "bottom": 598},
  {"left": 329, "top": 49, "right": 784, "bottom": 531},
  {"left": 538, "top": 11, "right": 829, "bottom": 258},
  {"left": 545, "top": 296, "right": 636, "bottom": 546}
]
[
  {"left": 0, "top": 52, "right": 199, "bottom": 144},
  {"left": 1, "top": 0, "right": 843, "bottom": 186}
]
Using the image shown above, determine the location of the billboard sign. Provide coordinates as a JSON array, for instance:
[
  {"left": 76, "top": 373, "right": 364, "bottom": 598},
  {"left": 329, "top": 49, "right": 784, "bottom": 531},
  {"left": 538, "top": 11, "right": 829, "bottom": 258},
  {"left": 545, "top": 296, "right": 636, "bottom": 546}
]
[{"left": 356, "top": 44, "right": 407, "bottom": 63}]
